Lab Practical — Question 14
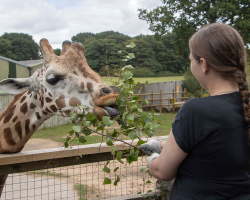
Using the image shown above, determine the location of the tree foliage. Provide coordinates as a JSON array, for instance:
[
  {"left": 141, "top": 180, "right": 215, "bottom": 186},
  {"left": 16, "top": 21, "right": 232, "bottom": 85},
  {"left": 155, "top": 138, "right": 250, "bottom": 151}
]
[
  {"left": 71, "top": 31, "right": 189, "bottom": 76},
  {"left": 138, "top": 0, "right": 250, "bottom": 53},
  {"left": 0, "top": 33, "right": 40, "bottom": 60}
]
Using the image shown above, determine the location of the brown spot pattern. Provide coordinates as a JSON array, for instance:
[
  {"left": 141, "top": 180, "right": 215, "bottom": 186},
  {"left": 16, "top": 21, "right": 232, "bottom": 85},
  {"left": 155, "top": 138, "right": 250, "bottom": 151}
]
[
  {"left": 50, "top": 105, "right": 58, "bottom": 112},
  {"left": 64, "top": 110, "right": 71, "bottom": 116},
  {"left": 25, "top": 119, "right": 30, "bottom": 136},
  {"left": 20, "top": 103, "right": 28, "bottom": 114},
  {"left": 87, "top": 82, "right": 93, "bottom": 93},
  {"left": 42, "top": 111, "right": 48, "bottom": 115},
  {"left": 45, "top": 88, "right": 47, "bottom": 93},
  {"left": 41, "top": 97, "right": 44, "bottom": 108},
  {"left": 4, "top": 128, "right": 16, "bottom": 146},
  {"left": 48, "top": 93, "right": 52, "bottom": 97},
  {"left": 35, "top": 112, "right": 42, "bottom": 120},
  {"left": 55, "top": 95, "right": 66, "bottom": 109},
  {"left": 15, "top": 121, "right": 22, "bottom": 140},
  {"left": 34, "top": 94, "right": 38, "bottom": 100},
  {"left": 3, "top": 105, "right": 16, "bottom": 124},
  {"left": 78, "top": 91, "right": 84, "bottom": 94},
  {"left": 45, "top": 97, "right": 53, "bottom": 103},
  {"left": 69, "top": 97, "right": 81, "bottom": 107},
  {"left": 27, "top": 90, "right": 32, "bottom": 95},
  {"left": 45, "top": 107, "right": 52, "bottom": 113},
  {"left": 12, "top": 116, "right": 18, "bottom": 123},
  {"left": 20, "top": 96, "right": 26, "bottom": 103},
  {"left": 32, "top": 124, "right": 36, "bottom": 130},
  {"left": 30, "top": 103, "right": 36, "bottom": 109}
]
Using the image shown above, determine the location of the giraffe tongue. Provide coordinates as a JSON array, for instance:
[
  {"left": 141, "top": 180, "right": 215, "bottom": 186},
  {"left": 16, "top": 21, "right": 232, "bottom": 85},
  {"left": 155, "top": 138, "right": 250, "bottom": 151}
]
[{"left": 102, "top": 106, "right": 120, "bottom": 117}]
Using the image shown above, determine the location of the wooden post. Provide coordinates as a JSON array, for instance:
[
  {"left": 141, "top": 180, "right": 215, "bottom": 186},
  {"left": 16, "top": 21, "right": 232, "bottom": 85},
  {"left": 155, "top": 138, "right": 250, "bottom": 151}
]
[
  {"left": 0, "top": 175, "right": 8, "bottom": 198},
  {"left": 159, "top": 90, "right": 162, "bottom": 115},
  {"left": 184, "top": 88, "right": 187, "bottom": 100},
  {"left": 151, "top": 90, "right": 154, "bottom": 111},
  {"left": 172, "top": 89, "right": 175, "bottom": 113},
  {"left": 138, "top": 91, "right": 141, "bottom": 105}
]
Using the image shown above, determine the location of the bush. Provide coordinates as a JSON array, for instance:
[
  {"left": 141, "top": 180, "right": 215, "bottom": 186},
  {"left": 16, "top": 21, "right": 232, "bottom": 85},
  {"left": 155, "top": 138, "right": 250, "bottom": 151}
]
[{"left": 182, "top": 69, "right": 208, "bottom": 98}]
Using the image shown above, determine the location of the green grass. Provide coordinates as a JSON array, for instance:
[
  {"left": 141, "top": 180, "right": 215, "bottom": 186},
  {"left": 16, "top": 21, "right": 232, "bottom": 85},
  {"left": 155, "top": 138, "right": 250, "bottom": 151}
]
[
  {"left": 75, "top": 183, "right": 99, "bottom": 200},
  {"left": 32, "top": 113, "right": 177, "bottom": 144},
  {"left": 102, "top": 76, "right": 184, "bottom": 86},
  {"left": 27, "top": 170, "right": 69, "bottom": 178}
]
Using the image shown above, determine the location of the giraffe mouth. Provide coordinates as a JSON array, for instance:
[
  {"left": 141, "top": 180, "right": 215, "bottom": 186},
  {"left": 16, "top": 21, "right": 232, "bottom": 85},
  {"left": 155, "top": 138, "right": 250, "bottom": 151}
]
[{"left": 101, "top": 106, "right": 120, "bottom": 117}]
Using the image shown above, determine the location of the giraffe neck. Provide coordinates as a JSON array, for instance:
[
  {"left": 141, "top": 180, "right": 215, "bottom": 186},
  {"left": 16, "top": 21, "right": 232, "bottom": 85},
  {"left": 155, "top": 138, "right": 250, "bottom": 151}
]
[{"left": 0, "top": 91, "right": 54, "bottom": 153}]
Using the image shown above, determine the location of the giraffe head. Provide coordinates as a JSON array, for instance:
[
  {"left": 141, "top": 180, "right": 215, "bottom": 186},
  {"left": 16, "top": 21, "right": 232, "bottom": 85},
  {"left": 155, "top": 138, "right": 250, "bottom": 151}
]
[{"left": 0, "top": 39, "right": 120, "bottom": 120}]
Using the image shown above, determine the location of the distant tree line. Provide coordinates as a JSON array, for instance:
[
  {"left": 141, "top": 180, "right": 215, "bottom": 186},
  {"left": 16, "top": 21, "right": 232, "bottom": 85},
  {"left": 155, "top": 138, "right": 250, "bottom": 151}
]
[{"left": 71, "top": 31, "right": 189, "bottom": 77}]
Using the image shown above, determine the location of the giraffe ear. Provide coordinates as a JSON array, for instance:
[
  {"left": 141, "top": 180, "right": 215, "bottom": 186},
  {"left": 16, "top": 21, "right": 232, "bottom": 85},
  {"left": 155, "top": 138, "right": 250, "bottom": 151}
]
[{"left": 0, "top": 78, "right": 37, "bottom": 94}]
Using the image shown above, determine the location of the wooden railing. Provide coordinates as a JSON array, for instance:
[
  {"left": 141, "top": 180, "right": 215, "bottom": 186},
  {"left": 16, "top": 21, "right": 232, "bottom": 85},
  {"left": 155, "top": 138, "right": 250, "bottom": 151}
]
[{"left": 136, "top": 88, "right": 188, "bottom": 114}]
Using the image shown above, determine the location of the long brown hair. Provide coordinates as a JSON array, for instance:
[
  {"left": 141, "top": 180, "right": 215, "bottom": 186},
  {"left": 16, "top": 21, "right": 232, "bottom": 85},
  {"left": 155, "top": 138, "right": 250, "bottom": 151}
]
[{"left": 189, "top": 23, "right": 250, "bottom": 142}]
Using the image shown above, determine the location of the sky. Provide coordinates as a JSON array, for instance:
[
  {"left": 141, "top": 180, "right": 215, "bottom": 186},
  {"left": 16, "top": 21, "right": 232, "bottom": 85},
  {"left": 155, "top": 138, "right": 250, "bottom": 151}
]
[{"left": 0, "top": 0, "right": 163, "bottom": 49}]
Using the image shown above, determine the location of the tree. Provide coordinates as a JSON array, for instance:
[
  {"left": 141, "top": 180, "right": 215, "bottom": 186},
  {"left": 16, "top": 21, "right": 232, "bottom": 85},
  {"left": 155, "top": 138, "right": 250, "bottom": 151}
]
[
  {"left": 138, "top": 0, "right": 250, "bottom": 53},
  {"left": 71, "top": 32, "right": 95, "bottom": 45},
  {"left": 53, "top": 48, "right": 61, "bottom": 56},
  {"left": 0, "top": 33, "right": 40, "bottom": 60}
]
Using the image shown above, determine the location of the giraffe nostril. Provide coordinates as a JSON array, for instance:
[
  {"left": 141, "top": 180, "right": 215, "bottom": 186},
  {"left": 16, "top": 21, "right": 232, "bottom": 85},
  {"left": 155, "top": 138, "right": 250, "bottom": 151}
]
[{"left": 102, "top": 88, "right": 112, "bottom": 94}]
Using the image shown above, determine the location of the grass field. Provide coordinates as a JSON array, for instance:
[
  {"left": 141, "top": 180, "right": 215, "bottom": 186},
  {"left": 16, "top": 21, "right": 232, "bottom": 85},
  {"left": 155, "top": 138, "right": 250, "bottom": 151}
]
[
  {"left": 102, "top": 76, "right": 184, "bottom": 86},
  {"left": 31, "top": 113, "right": 177, "bottom": 145}
]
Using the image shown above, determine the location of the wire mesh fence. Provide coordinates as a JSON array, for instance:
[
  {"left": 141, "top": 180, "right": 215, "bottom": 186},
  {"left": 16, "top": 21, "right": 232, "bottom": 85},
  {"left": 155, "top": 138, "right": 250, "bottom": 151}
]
[{"left": 1, "top": 156, "right": 156, "bottom": 200}]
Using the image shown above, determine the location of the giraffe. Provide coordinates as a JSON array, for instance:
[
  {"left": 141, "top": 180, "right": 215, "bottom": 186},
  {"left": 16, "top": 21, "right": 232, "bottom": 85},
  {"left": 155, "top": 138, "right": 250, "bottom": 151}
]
[{"left": 0, "top": 39, "right": 120, "bottom": 196}]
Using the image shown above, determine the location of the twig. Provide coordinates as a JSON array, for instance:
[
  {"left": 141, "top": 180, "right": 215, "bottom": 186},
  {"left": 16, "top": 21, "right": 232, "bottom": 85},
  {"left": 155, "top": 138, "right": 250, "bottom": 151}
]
[{"left": 87, "top": 127, "right": 150, "bottom": 156}]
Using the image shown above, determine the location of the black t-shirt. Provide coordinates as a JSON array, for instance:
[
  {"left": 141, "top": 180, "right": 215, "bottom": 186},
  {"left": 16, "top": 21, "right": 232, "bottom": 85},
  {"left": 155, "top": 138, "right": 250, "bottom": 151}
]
[{"left": 170, "top": 92, "right": 250, "bottom": 200}]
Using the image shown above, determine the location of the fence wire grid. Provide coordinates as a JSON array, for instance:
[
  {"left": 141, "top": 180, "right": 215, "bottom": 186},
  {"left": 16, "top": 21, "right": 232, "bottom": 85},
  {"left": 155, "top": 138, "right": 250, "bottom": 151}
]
[{"left": 1, "top": 157, "right": 156, "bottom": 200}]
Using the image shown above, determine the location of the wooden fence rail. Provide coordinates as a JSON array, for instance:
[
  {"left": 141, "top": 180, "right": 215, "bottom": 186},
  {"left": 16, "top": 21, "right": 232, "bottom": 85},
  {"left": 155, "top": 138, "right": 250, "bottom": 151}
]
[{"left": 137, "top": 88, "right": 188, "bottom": 114}]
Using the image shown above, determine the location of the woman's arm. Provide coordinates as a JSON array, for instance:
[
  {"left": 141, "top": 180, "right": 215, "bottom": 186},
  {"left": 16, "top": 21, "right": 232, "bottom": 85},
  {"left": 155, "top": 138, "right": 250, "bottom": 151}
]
[{"left": 149, "top": 129, "right": 188, "bottom": 182}]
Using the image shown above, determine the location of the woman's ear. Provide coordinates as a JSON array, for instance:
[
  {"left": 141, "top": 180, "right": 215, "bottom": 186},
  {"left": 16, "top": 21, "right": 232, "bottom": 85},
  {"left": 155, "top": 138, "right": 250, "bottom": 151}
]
[{"left": 200, "top": 58, "right": 209, "bottom": 74}]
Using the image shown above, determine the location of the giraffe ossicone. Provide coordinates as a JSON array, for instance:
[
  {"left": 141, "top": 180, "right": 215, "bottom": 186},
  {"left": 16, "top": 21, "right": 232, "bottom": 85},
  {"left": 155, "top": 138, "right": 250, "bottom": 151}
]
[{"left": 0, "top": 39, "right": 120, "bottom": 153}]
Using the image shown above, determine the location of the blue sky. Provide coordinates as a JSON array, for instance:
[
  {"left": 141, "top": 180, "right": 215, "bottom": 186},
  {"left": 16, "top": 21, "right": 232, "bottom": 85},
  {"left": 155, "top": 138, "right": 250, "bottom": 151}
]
[{"left": 0, "top": 0, "right": 163, "bottom": 49}]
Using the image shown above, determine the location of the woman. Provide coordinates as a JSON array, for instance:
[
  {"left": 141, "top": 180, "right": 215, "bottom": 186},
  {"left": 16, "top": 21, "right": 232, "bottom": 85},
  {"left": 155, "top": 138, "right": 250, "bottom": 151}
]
[{"left": 140, "top": 23, "right": 250, "bottom": 199}]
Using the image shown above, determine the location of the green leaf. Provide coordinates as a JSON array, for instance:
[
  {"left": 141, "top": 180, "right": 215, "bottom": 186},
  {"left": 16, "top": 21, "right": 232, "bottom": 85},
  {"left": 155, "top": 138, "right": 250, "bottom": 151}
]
[
  {"left": 128, "top": 53, "right": 135, "bottom": 59},
  {"left": 82, "top": 128, "right": 92, "bottom": 136},
  {"left": 79, "top": 136, "right": 87, "bottom": 143},
  {"left": 70, "top": 111, "right": 76, "bottom": 117},
  {"left": 126, "top": 113, "right": 134, "bottom": 121},
  {"left": 116, "top": 151, "right": 123, "bottom": 160},
  {"left": 103, "top": 178, "right": 111, "bottom": 185},
  {"left": 143, "top": 100, "right": 148, "bottom": 104},
  {"left": 123, "top": 71, "right": 133, "bottom": 80},
  {"left": 111, "top": 147, "right": 116, "bottom": 155},
  {"left": 128, "top": 131, "right": 137, "bottom": 140},
  {"left": 113, "top": 175, "right": 120, "bottom": 186},
  {"left": 146, "top": 180, "right": 152, "bottom": 184},
  {"left": 152, "top": 124, "right": 160, "bottom": 132},
  {"left": 66, "top": 137, "right": 71, "bottom": 142},
  {"left": 111, "top": 130, "right": 119, "bottom": 137},
  {"left": 102, "top": 116, "right": 110, "bottom": 124},
  {"left": 137, "top": 140, "right": 146, "bottom": 146},
  {"left": 144, "top": 122, "right": 152, "bottom": 129},
  {"left": 68, "top": 130, "right": 74, "bottom": 135},
  {"left": 106, "top": 141, "right": 113, "bottom": 146},
  {"left": 114, "top": 167, "right": 119, "bottom": 172},
  {"left": 145, "top": 80, "right": 148, "bottom": 85},
  {"left": 73, "top": 125, "right": 81, "bottom": 133},
  {"left": 119, "top": 92, "right": 127, "bottom": 100},
  {"left": 126, "top": 155, "right": 133, "bottom": 164},
  {"left": 140, "top": 112, "right": 149, "bottom": 122},
  {"left": 97, "top": 126, "right": 104, "bottom": 132},
  {"left": 129, "top": 42, "right": 136, "bottom": 48},
  {"left": 122, "top": 65, "right": 134, "bottom": 70},
  {"left": 103, "top": 166, "right": 110, "bottom": 173},
  {"left": 140, "top": 167, "right": 146, "bottom": 172},
  {"left": 83, "top": 121, "right": 91, "bottom": 127},
  {"left": 64, "top": 142, "right": 68, "bottom": 148}
]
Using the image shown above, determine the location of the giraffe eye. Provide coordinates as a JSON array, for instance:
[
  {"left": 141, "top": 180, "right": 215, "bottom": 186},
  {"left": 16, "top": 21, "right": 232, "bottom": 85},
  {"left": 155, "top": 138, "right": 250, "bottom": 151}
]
[{"left": 46, "top": 77, "right": 60, "bottom": 85}]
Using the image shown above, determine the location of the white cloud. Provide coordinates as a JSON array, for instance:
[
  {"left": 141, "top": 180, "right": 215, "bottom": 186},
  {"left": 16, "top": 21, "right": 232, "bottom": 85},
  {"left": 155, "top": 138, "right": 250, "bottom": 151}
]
[{"left": 0, "top": 0, "right": 163, "bottom": 49}]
